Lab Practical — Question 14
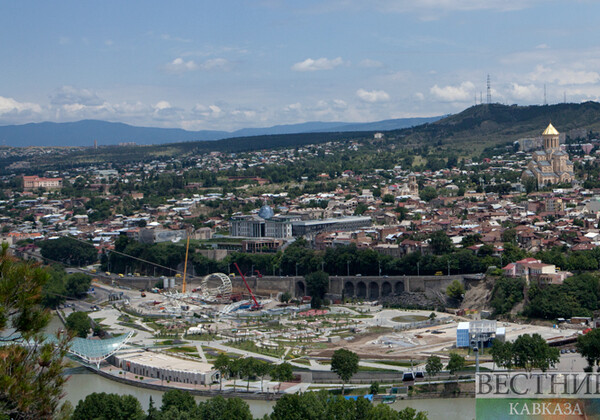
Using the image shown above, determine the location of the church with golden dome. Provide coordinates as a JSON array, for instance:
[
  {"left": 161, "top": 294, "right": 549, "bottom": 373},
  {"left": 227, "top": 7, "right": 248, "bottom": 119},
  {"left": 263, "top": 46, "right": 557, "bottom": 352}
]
[{"left": 522, "top": 123, "right": 574, "bottom": 186}]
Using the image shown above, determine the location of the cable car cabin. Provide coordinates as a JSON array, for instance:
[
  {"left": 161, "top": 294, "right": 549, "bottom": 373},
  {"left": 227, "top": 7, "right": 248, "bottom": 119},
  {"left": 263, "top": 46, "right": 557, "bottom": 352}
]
[{"left": 402, "top": 372, "right": 415, "bottom": 382}]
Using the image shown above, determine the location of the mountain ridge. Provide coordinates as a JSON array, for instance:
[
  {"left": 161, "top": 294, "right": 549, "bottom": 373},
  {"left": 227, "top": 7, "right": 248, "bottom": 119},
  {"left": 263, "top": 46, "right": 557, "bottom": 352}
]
[{"left": 0, "top": 116, "right": 442, "bottom": 147}]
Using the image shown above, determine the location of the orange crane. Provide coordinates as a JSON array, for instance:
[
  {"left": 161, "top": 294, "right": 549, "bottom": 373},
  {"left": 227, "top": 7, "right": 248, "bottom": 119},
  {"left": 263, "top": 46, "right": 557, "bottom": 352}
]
[{"left": 234, "top": 263, "right": 262, "bottom": 310}]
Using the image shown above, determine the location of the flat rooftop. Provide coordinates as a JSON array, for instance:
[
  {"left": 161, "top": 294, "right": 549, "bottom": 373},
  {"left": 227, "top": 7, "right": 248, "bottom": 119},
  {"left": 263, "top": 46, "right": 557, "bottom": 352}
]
[{"left": 122, "top": 351, "right": 215, "bottom": 373}]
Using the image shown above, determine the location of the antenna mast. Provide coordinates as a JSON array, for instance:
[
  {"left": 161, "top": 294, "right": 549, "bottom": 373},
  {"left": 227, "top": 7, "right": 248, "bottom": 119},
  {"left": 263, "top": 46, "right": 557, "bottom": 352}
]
[
  {"left": 486, "top": 75, "right": 491, "bottom": 104},
  {"left": 544, "top": 84, "right": 547, "bottom": 105}
]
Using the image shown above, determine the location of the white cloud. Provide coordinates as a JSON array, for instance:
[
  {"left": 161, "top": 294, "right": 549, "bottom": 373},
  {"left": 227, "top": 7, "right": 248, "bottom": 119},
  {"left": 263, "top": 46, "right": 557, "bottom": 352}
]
[
  {"left": 154, "top": 101, "right": 172, "bottom": 111},
  {"left": 165, "top": 57, "right": 232, "bottom": 73},
  {"left": 359, "top": 59, "right": 383, "bottom": 68},
  {"left": 291, "top": 57, "right": 344, "bottom": 72},
  {"left": 199, "top": 58, "right": 231, "bottom": 71},
  {"left": 0, "top": 96, "right": 42, "bottom": 115},
  {"left": 105, "top": 39, "right": 114, "bottom": 46},
  {"left": 356, "top": 89, "right": 390, "bottom": 103},
  {"left": 430, "top": 81, "right": 474, "bottom": 102},
  {"left": 165, "top": 58, "right": 198, "bottom": 74},
  {"left": 332, "top": 99, "right": 348, "bottom": 109},
  {"left": 509, "top": 83, "right": 540, "bottom": 101},
  {"left": 529, "top": 65, "right": 600, "bottom": 86},
  {"left": 50, "top": 86, "right": 104, "bottom": 106},
  {"left": 415, "top": 92, "right": 425, "bottom": 101},
  {"left": 284, "top": 102, "right": 302, "bottom": 112}
]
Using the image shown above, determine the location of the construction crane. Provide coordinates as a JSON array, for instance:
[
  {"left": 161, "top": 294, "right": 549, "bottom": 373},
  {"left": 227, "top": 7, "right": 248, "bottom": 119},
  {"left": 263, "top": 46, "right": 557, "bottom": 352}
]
[{"left": 234, "top": 263, "right": 262, "bottom": 310}]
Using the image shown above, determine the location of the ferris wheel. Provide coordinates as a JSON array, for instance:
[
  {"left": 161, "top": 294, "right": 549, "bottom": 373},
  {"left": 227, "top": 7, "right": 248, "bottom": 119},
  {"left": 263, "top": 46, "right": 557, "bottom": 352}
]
[{"left": 199, "top": 273, "right": 232, "bottom": 298}]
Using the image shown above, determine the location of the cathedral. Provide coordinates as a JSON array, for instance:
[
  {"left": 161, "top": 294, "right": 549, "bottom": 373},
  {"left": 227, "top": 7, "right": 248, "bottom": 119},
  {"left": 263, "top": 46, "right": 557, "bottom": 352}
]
[{"left": 522, "top": 123, "right": 574, "bottom": 186}]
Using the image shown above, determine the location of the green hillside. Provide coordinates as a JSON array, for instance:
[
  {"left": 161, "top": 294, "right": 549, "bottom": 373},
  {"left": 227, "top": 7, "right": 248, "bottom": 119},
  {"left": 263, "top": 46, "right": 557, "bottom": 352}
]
[{"left": 392, "top": 101, "right": 600, "bottom": 154}]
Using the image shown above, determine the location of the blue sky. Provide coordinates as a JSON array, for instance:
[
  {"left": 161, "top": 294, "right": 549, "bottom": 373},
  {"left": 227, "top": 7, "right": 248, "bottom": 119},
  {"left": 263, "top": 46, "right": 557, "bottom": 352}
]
[{"left": 1, "top": 1, "right": 599, "bottom": 131}]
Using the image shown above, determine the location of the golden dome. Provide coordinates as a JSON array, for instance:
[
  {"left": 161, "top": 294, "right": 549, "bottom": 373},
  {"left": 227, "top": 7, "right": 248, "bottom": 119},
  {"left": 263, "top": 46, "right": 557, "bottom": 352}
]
[{"left": 542, "top": 123, "right": 559, "bottom": 136}]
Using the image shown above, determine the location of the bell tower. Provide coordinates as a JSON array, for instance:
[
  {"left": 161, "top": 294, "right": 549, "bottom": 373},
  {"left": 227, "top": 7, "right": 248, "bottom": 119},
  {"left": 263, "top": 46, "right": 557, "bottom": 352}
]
[{"left": 542, "top": 123, "right": 560, "bottom": 151}]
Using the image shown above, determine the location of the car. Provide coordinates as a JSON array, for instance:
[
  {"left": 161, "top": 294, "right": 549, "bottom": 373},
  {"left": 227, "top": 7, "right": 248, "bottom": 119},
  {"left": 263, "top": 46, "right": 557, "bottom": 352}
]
[
  {"left": 435, "top": 271, "right": 443, "bottom": 276},
  {"left": 355, "top": 274, "right": 362, "bottom": 277}
]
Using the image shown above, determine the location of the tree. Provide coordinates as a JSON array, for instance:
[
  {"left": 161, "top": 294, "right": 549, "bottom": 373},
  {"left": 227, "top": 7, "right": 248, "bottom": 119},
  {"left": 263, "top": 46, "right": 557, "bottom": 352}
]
[
  {"left": 66, "top": 311, "right": 92, "bottom": 338},
  {"left": 430, "top": 230, "right": 453, "bottom": 255},
  {"left": 501, "top": 228, "right": 517, "bottom": 244},
  {"left": 146, "top": 396, "right": 160, "bottom": 420},
  {"left": 382, "top": 194, "right": 395, "bottom": 203},
  {"left": 354, "top": 203, "right": 368, "bottom": 215},
  {"left": 160, "top": 389, "right": 196, "bottom": 413},
  {"left": 280, "top": 291, "right": 292, "bottom": 303},
  {"left": 253, "top": 360, "right": 272, "bottom": 392},
  {"left": 197, "top": 396, "right": 252, "bottom": 420},
  {"left": 229, "top": 358, "right": 241, "bottom": 392},
  {"left": 490, "top": 340, "right": 514, "bottom": 371},
  {"left": 576, "top": 329, "right": 600, "bottom": 370},
  {"left": 490, "top": 277, "right": 525, "bottom": 315},
  {"left": 425, "top": 355, "right": 443, "bottom": 381},
  {"left": 330, "top": 348, "right": 360, "bottom": 395},
  {"left": 305, "top": 270, "right": 329, "bottom": 299},
  {"left": 512, "top": 333, "right": 559, "bottom": 372},
  {"left": 240, "top": 357, "right": 257, "bottom": 391},
  {"left": 0, "top": 243, "right": 70, "bottom": 419},
  {"left": 419, "top": 186, "right": 438, "bottom": 202},
  {"left": 64, "top": 272, "right": 92, "bottom": 298},
  {"left": 38, "top": 237, "right": 97, "bottom": 266},
  {"left": 446, "top": 352, "right": 465, "bottom": 376},
  {"left": 213, "top": 353, "right": 230, "bottom": 391},
  {"left": 270, "top": 362, "right": 294, "bottom": 392},
  {"left": 369, "top": 381, "right": 380, "bottom": 395},
  {"left": 445, "top": 279, "right": 465, "bottom": 300},
  {"left": 72, "top": 392, "right": 145, "bottom": 420},
  {"left": 269, "top": 391, "right": 429, "bottom": 420}
]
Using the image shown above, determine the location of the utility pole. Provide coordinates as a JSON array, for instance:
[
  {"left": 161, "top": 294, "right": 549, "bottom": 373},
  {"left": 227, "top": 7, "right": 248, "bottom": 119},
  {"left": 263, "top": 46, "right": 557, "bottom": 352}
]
[
  {"left": 447, "top": 259, "right": 450, "bottom": 276},
  {"left": 378, "top": 261, "right": 381, "bottom": 277},
  {"left": 295, "top": 263, "right": 298, "bottom": 277},
  {"left": 417, "top": 261, "right": 420, "bottom": 276},
  {"left": 347, "top": 260, "right": 350, "bottom": 277}
]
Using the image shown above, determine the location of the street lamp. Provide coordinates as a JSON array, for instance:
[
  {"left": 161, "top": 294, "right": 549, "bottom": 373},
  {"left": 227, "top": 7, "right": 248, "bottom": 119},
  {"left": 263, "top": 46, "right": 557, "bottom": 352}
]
[
  {"left": 295, "top": 262, "right": 298, "bottom": 277},
  {"left": 347, "top": 260, "right": 350, "bottom": 277},
  {"left": 417, "top": 261, "right": 420, "bottom": 276},
  {"left": 378, "top": 261, "right": 381, "bottom": 277}
]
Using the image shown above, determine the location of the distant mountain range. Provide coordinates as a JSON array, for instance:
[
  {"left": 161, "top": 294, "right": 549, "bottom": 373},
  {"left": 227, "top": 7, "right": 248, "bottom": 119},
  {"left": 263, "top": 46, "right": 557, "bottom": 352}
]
[{"left": 0, "top": 116, "right": 442, "bottom": 147}]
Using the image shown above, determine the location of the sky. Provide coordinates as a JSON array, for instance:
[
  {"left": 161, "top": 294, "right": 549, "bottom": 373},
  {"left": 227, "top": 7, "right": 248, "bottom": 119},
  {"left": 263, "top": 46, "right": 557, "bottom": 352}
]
[{"left": 1, "top": 0, "right": 600, "bottom": 131}]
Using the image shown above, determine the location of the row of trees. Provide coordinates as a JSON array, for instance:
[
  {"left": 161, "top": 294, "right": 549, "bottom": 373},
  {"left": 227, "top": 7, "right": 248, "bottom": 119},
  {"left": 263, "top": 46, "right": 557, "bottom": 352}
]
[
  {"left": 72, "top": 389, "right": 428, "bottom": 420},
  {"left": 213, "top": 355, "right": 293, "bottom": 392},
  {"left": 490, "top": 334, "right": 560, "bottom": 372},
  {"left": 425, "top": 353, "right": 465, "bottom": 378},
  {"left": 212, "top": 348, "right": 360, "bottom": 395}
]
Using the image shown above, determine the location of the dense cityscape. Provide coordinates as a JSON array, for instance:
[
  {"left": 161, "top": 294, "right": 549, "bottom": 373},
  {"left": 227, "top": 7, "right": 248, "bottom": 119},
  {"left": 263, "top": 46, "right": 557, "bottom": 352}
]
[{"left": 4, "top": 2, "right": 600, "bottom": 419}]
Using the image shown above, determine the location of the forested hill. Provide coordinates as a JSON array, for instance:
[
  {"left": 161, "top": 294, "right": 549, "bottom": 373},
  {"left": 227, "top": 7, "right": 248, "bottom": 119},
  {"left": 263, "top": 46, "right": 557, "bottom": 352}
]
[{"left": 392, "top": 101, "right": 600, "bottom": 154}]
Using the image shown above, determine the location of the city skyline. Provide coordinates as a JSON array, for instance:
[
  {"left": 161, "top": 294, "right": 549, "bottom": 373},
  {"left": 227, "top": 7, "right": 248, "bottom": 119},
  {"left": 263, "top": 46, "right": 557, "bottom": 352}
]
[{"left": 1, "top": 0, "right": 599, "bottom": 131}]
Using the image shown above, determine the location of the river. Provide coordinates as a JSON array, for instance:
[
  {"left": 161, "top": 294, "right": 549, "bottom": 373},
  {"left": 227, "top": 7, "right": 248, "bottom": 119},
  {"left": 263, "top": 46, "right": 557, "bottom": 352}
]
[{"left": 63, "top": 368, "right": 475, "bottom": 419}]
